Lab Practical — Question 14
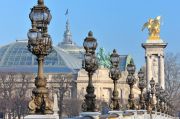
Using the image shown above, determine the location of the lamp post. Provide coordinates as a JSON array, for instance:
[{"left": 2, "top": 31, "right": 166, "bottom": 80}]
[
  {"left": 163, "top": 91, "right": 168, "bottom": 114},
  {"left": 150, "top": 78, "right": 155, "bottom": 111},
  {"left": 27, "top": 0, "right": 53, "bottom": 114},
  {"left": 159, "top": 87, "right": 164, "bottom": 113},
  {"left": 138, "top": 68, "right": 146, "bottom": 110},
  {"left": 155, "top": 83, "right": 160, "bottom": 112},
  {"left": 109, "top": 49, "right": 121, "bottom": 110},
  {"left": 82, "top": 31, "right": 98, "bottom": 112},
  {"left": 126, "top": 59, "right": 137, "bottom": 110},
  {"left": 145, "top": 90, "right": 151, "bottom": 113}
]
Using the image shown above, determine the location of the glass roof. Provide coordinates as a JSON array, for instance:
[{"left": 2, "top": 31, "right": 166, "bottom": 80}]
[
  {"left": 0, "top": 41, "right": 82, "bottom": 73},
  {"left": 0, "top": 41, "right": 131, "bottom": 73}
]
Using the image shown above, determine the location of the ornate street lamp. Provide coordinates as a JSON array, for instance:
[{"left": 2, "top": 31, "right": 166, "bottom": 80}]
[
  {"left": 27, "top": 0, "right": 53, "bottom": 114},
  {"left": 150, "top": 78, "right": 155, "bottom": 111},
  {"left": 138, "top": 68, "right": 146, "bottom": 110},
  {"left": 82, "top": 31, "right": 98, "bottom": 112},
  {"left": 159, "top": 87, "right": 164, "bottom": 113},
  {"left": 155, "top": 83, "right": 161, "bottom": 112},
  {"left": 145, "top": 90, "right": 151, "bottom": 113},
  {"left": 109, "top": 49, "right": 121, "bottom": 110},
  {"left": 163, "top": 91, "right": 169, "bottom": 114},
  {"left": 126, "top": 59, "right": 137, "bottom": 110}
]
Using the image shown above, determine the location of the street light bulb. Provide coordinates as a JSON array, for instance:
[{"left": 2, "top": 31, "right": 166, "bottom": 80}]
[
  {"left": 138, "top": 68, "right": 144, "bottom": 79},
  {"left": 110, "top": 49, "right": 120, "bottom": 65},
  {"left": 83, "top": 31, "right": 97, "bottom": 53},
  {"left": 27, "top": 29, "right": 42, "bottom": 45}
]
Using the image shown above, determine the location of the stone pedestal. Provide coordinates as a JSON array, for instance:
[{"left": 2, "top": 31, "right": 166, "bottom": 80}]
[
  {"left": 24, "top": 114, "right": 59, "bottom": 119},
  {"left": 79, "top": 112, "right": 101, "bottom": 119},
  {"left": 142, "top": 39, "right": 167, "bottom": 90}
]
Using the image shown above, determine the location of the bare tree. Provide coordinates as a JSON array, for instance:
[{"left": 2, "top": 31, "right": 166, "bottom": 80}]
[
  {"left": 13, "top": 73, "right": 31, "bottom": 119},
  {"left": 0, "top": 72, "right": 16, "bottom": 119},
  {"left": 64, "top": 98, "right": 82, "bottom": 118},
  {"left": 51, "top": 73, "right": 73, "bottom": 119},
  {"left": 165, "top": 53, "right": 180, "bottom": 114},
  {"left": 0, "top": 72, "right": 31, "bottom": 119}
]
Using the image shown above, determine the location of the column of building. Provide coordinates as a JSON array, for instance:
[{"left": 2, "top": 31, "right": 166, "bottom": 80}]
[
  {"left": 146, "top": 54, "right": 151, "bottom": 90},
  {"left": 159, "top": 55, "right": 165, "bottom": 89}
]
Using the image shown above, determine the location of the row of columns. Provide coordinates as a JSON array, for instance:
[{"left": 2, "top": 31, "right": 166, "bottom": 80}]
[{"left": 146, "top": 54, "right": 165, "bottom": 90}]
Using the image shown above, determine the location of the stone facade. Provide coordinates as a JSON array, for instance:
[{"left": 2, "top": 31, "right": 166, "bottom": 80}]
[
  {"left": 142, "top": 39, "right": 167, "bottom": 89},
  {"left": 76, "top": 68, "right": 140, "bottom": 105}
]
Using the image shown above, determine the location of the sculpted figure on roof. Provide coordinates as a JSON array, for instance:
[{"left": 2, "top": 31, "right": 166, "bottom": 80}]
[{"left": 97, "top": 48, "right": 111, "bottom": 68}]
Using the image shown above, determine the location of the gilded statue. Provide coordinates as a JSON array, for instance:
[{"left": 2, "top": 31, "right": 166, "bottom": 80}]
[{"left": 142, "top": 16, "right": 161, "bottom": 40}]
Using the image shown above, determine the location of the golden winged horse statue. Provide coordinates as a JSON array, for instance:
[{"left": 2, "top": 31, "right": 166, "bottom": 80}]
[{"left": 142, "top": 16, "right": 161, "bottom": 40}]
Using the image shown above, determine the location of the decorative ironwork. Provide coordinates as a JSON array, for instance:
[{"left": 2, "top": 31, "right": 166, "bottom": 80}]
[
  {"left": 126, "top": 59, "right": 137, "bottom": 110},
  {"left": 82, "top": 31, "right": 98, "bottom": 112},
  {"left": 159, "top": 87, "right": 164, "bottom": 113},
  {"left": 138, "top": 68, "right": 146, "bottom": 110},
  {"left": 150, "top": 78, "right": 155, "bottom": 111},
  {"left": 27, "top": 0, "right": 53, "bottom": 114},
  {"left": 109, "top": 49, "right": 121, "bottom": 110},
  {"left": 155, "top": 83, "right": 161, "bottom": 112},
  {"left": 145, "top": 90, "right": 151, "bottom": 113}
]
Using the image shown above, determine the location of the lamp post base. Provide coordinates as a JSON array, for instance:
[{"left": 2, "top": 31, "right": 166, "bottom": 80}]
[{"left": 28, "top": 87, "right": 54, "bottom": 114}]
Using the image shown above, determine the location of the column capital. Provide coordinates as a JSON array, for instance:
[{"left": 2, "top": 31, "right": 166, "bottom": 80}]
[
  {"left": 159, "top": 54, "right": 164, "bottom": 58},
  {"left": 145, "top": 54, "right": 152, "bottom": 59}
]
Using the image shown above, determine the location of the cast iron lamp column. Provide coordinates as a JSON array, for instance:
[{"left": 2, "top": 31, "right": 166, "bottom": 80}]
[
  {"left": 27, "top": 0, "right": 53, "bottom": 114},
  {"left": 155, "top": 83, "right": 160, "bottom": 112},
  {"left": 159, "top": 87, "right": 164, "bottom": 113},
  {"left": 109, "top": 49, "right": 121, "bottom": 110},
  {"left": 138, "top": 68, "right": 146, "bottom": 110},
  {"left": 126, "top": 59, "right": 137, "bottom": 110},
  {"left": 163, "top": 91, "right": 168, "bottom": 114},
  {"left": 145, "top": 90, "right": 151, "bottom": 113},
  {"left": 82, "top": 31, "right": 98, "bottom": 112},
  {"left": 150, "top": 78, "right": 155, "bottom": 111}
]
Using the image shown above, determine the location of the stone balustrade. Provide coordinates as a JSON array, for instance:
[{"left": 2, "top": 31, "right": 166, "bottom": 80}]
[{"left": 65, "top": 110, "right": 178, "bottom": 119}]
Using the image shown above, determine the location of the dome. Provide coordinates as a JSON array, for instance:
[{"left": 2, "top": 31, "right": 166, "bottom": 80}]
[{"left": 0, "top": 40, "right": 82, "bottom": 73}]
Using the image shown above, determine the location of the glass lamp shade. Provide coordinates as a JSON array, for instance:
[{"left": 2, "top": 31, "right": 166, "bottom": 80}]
[
  {"left": 110, "top": 49, "right": 120, "bottom": 65},
  {"left": 29, "top": 6, "right": 52, "bottom": 27},
  {"left": 138, "top": 68, "right": 144, "bottom": 79},
  {"left": 139, "top": 80, "right": 145, "bottom": 89},
  {"left": 83, "top": 31, "right": 97, "bottom": 53},
  {"left": 150, "top": 78, "right": 155, "bottom": 87},
  {"left": 127, "top": 60, "right": 136, "bottom": 74},
  {"left": 159, "top": 87, "right": 164, "bottom": 94},
  {"left": 155, "top": 83, "right": 160, "bottom": 91},
  {"left": 27, "top": 29, "right": 42, "bottom": 46}
]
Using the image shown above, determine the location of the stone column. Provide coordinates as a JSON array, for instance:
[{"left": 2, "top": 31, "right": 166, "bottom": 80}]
[
  {"left": 146, "top": 55, "right": 151, "bottom": 90},
  {"left": 159, "top": 55, "right": 165, "bottom": 89}
]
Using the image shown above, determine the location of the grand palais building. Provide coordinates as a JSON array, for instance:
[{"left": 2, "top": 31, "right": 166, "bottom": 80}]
[{"left": 0, "top": 19, "right": 137, "bottom": 106}]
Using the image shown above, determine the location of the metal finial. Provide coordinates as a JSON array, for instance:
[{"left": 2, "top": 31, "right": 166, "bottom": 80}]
[
  {"left": 113, "top": 49, "right": 116, "bottom": 53},
  {"left": 38, "top": 0, "right": 44, "bottom": 5},
  {"left": 130, "top": 59, "right": 134, "bottom": 65},
  {"left": 88, "top": 31, "right": 93, "bottom": 37}
]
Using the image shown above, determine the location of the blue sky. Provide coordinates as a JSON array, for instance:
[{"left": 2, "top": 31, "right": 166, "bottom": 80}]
[{"left": 0, "top": 0, "right": 180, "bottom": 69}]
